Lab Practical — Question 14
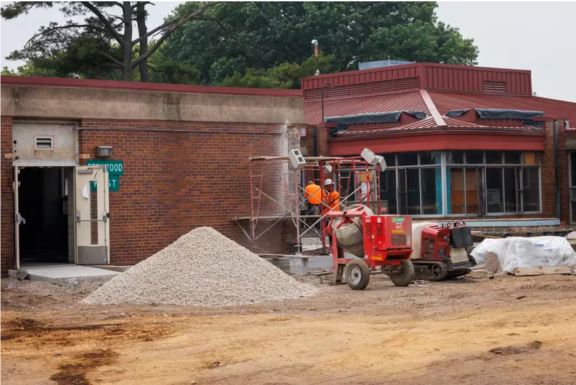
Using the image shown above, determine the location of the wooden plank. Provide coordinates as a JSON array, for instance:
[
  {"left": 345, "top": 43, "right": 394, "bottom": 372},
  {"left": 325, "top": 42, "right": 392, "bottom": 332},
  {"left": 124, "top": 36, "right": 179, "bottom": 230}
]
[{"left": 514, "top": 265, "right": 572, "bottom": 276}]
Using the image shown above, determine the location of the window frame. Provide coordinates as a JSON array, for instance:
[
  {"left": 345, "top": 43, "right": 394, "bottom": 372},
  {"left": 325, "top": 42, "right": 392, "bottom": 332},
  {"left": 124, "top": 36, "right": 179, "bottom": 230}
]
[{"left": 385, "top": 151, "right": 542, "bottom": 218}]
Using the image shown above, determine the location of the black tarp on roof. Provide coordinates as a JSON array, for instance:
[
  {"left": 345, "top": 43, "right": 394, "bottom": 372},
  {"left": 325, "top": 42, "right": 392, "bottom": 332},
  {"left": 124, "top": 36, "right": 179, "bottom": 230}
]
[
  {"left": 445, "top": 109, "right": 471, "bottom": 117},
  {"left": 324, "top": 111, "right": 402, "bottom": 125},
  {"left": 404, "top": 110, "right": 427, "bottom": 119},
  {"left": 475, "top": 109, "right": 545, "bottom": 120}
]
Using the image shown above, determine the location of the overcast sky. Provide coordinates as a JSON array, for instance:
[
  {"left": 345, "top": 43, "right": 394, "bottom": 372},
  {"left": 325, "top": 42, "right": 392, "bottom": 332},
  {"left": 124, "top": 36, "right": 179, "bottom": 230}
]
[{"left": 1, "top": 1, "right": 575, "bottom": 102}]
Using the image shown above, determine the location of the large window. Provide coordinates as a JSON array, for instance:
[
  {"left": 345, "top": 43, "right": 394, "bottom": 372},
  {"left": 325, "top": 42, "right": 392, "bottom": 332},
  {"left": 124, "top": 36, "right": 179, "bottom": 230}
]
[
  {"left": 377, "top": 151, "right": 541, "bottom": 217},
  {"left": 382, "top": 152, "right": 442, "bottom": 216}
]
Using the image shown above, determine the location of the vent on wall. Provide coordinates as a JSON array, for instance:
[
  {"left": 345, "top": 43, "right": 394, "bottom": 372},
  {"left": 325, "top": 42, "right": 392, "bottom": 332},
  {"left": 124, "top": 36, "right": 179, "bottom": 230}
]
[
  {"left": 35, "top": 136, "right": 54, "bottom": 150},
  {"left": 484, "top": 80, "right": 506, "bottom": 93}
]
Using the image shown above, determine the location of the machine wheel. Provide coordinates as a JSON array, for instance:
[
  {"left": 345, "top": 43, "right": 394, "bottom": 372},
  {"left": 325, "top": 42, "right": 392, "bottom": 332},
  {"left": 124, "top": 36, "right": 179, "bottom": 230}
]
[
  {"left": 430, "top": 262, "right": 449, "bottom": 281},
  {"left": 389, "top": 259, "right": 415, "bottom": 287},
  {"left": 345, "top": 260, "right": 370, "bottom": 290}
]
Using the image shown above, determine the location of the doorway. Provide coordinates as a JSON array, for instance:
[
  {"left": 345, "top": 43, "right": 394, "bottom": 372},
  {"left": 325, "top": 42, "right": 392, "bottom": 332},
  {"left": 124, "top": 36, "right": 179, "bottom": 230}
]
[{"left": 18, "top": 167, "right": 74, "bottom": 264}]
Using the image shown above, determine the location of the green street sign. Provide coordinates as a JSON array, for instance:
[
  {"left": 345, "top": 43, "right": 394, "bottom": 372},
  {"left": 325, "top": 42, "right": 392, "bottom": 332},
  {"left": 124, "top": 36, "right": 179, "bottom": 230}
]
[
  {"left": 87, "top": 160, "right": 124, "bottom": 175},
  {"left": 90, "top": 175, "right": 120, "bottom": 192}
]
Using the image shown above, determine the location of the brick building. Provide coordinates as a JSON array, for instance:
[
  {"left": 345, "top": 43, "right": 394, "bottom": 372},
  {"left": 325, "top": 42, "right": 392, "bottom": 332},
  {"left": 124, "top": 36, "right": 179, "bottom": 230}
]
[
  {"left": 1, "top": 62, "right": 576, "bottom": 277},
  {"left": 302, "top": 63, "right": 576, "bottom": 228},
  {"left": 1, "top": 77, "right": 305, "bottom": 277}
]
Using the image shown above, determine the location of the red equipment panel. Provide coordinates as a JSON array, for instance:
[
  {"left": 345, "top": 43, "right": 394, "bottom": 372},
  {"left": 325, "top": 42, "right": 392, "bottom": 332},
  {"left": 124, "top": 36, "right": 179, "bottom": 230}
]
[{"left": 362, "top": 215, "right": 412, "bottom": 264}]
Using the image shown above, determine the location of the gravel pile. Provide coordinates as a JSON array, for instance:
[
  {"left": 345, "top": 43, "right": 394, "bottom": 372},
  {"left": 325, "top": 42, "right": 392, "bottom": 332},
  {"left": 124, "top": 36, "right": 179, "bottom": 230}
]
[{"left": 82, "top": 227, "right": 317, "bottom": 306}]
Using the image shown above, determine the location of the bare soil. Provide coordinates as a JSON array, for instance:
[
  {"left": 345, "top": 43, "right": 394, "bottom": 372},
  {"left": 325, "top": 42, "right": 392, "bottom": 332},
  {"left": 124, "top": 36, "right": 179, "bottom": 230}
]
[{"left": 2, "top": 272, "right": 576, "bottom": 384}]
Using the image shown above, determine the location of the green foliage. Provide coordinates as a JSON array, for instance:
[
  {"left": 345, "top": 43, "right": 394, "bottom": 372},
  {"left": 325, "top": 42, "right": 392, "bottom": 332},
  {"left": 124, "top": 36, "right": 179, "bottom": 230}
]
[
  {"left": 3, "top": 1, "right": 479, "bottom": 88},
  {"left": 216, "top": 53, "right": 335, "bottom": 89},
  {"left": 2, "top": 63, "right": 57, "bottom": 77},
  {"left": 161, "top": 1, "right": 479, "bottom": 87}
]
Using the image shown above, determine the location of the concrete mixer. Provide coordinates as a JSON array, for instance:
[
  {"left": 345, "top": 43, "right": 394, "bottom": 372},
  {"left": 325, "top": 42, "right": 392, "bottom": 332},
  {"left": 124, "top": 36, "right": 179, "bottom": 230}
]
[{"left": 326, "top": 205, "right": 414, "bottom": 290}]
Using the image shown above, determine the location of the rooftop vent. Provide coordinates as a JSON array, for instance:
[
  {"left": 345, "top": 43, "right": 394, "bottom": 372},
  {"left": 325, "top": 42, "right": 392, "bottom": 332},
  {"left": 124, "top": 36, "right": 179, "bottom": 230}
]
[{"left": 484, "top": 80, "right": 506, "bottom": 94}]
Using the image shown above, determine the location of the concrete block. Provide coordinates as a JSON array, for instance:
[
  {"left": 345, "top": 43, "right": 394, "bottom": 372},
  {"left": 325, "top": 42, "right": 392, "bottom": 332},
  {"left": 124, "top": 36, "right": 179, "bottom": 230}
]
[{"left": 290, "top": 256, "right": 309, "bottom": 276}]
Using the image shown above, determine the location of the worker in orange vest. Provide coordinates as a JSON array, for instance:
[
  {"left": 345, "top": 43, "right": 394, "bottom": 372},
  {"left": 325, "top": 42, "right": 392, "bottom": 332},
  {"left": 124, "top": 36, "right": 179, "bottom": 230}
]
[
  {"left": 304, "top": 181, "right": 323, "bottom": 217},
  {"left": 323, "top": 179, "right": 340, "bottom": 247},
  {"left": 322, "top": 179, "right": 340, "bottom": 218}
]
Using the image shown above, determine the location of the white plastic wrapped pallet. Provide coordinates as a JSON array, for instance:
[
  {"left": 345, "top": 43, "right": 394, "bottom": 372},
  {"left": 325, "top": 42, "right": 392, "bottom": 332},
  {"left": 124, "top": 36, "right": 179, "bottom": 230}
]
[{"left": 471, "top": 236, "right": 576, "bottom": 274}]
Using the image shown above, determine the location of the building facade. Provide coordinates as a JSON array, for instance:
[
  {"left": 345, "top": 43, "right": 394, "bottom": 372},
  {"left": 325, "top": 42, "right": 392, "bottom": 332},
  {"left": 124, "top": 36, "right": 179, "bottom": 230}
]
[
  {"left": 302, "top": 63, "right": 575, "bottom": 226},
  {"left": 1, "top": 77, "right": 306, "bottom": 277},
  {"left": 1, "top": 62, "right": 576, "bottom": 277}
]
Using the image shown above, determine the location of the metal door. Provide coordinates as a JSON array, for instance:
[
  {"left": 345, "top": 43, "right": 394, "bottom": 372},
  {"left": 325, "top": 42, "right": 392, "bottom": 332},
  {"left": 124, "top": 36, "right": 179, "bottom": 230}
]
[
  {"left": 14, "top": 166, "right": 21, "bottom": 270},
  {"left": 75, "top": 166, "right": 110, "bottom": 264}
]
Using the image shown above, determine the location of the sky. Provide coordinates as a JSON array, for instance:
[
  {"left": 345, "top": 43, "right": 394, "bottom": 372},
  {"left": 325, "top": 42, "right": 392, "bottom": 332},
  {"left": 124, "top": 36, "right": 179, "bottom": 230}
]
[{"left": 1, "top": 1, "right": 575, "bottom": 102}]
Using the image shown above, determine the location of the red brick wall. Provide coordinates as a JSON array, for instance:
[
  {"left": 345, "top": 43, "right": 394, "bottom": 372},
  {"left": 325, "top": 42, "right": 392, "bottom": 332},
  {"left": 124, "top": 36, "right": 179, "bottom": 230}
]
[
  {"left": 78, "top": 119, "right": 291, "bottom": 266},
  {"left": 1, "top": 117, "right": 14, "bottom": 277}
]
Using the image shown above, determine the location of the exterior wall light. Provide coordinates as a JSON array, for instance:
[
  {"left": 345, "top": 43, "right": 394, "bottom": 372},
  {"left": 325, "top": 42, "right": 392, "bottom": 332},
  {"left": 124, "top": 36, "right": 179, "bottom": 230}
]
[{"left": 96, "top": 146, "right": 114, "bottom": 158}]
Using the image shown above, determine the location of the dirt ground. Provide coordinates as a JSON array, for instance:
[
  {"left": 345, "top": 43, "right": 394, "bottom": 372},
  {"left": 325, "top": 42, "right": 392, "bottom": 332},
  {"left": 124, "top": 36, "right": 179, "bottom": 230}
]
[{"left": 2, "top": 271, "right": 576, "bottom": 385}]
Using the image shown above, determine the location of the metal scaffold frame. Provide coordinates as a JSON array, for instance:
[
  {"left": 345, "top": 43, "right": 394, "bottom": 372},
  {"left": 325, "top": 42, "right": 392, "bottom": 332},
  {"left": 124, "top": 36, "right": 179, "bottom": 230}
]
[{"left": 235, "top": 155, "right": 381, "bottom": 254}]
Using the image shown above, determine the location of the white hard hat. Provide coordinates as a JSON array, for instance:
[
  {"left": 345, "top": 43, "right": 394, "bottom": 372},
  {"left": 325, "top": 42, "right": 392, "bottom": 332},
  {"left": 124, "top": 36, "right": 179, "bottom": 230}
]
[{"left": 324, "top": 179, "right": 333, "bottom": 186}]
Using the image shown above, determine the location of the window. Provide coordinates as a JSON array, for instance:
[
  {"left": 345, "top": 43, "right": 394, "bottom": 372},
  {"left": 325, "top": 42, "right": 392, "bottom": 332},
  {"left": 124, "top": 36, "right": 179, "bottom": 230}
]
[
  {"left": 381, "top": 151, "right": 541, "bottom": 217},
  {"left": 570, "top": 153, "right": 576, "bottom": 223}
]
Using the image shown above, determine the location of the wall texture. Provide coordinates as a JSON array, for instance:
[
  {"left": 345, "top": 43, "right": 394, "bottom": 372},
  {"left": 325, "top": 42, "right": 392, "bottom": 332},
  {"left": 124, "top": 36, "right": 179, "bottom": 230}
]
[
  {"left": 77, "top": 119, "right": 301, "bottom": 266},
  {"left": 1, "top": 117, "right": 14, "bottom": 277},
  {"left": 1, "top": 85, "right": 306, "bottom": 125}
]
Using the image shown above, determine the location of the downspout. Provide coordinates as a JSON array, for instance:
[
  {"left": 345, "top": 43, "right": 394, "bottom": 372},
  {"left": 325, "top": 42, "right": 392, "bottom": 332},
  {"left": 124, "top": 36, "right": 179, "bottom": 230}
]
[
  {"left": 554, "top": 120, "right": 560, "bottom": 219},
  {"left": 313, "top": 127, "right": 318, "bottom": 157}
]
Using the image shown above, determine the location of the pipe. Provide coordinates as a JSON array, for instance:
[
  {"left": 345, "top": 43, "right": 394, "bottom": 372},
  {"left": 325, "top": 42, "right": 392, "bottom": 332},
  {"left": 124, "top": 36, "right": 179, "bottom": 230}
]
[
  {"left": 313, "top": 127, "right": 318, "bottom": 157},
  {"left": 554, "top": 120, "right": 560, "bottom": 219},
  {"left": 78, "top": 127, "right": 282, "bottom": 135}
]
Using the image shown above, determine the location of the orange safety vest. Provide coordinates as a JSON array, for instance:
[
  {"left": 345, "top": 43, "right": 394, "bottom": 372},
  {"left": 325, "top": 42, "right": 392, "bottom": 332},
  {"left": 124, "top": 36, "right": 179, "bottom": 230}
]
[
  {"left": 323, "top": 190, "right": 340, "bottom": 213},
  {"left": 305, "top": 184, "right": 323, "bottom": 205}
]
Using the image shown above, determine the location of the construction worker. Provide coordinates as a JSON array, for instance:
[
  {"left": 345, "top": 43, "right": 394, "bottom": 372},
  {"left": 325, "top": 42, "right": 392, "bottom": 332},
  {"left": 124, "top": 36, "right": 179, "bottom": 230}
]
[
  {"left": 304, "top": 181, "right": 323, "bottom": 217},
  {"left": 323, "top": 179, "right": 340, "bottom": 247},
  {"left": 323, "top": 179, "right": 340, "bottom": 215}
]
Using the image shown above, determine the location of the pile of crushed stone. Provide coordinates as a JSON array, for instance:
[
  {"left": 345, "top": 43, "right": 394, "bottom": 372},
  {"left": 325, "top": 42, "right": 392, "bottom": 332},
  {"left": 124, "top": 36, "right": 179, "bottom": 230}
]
[{"left": 82, "top": 227, "right": 317, "bottom": 306}]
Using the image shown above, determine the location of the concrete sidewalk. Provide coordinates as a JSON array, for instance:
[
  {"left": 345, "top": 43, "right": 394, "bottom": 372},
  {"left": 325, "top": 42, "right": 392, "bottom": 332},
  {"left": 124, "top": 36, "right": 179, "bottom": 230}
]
[{"left": 9, "top": 263, "right": 121, "bottom": 282}]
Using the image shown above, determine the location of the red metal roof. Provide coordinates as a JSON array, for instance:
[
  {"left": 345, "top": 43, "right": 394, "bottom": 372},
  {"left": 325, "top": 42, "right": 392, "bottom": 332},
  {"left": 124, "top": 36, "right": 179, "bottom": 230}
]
[
  {"left": 0, "top": 75, "right": 304, "bottom": 98},
  {"left": 303, "top": 62, "right": 532, "bottom": 96},
  {"left": 429, "top": 91, "right": 576, "bottom": 127},
  {"left": 304, "top": 91, "right": 429, "bottom": 125},
  {"left": 338, "top": 116, "right": 537, "bottom": 136}
]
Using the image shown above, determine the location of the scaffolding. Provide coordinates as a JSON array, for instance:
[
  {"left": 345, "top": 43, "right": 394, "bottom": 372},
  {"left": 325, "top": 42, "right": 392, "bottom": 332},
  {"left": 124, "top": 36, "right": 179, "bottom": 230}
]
[{"left": 235, "top": 155, "right": 381, "bottom": 253}]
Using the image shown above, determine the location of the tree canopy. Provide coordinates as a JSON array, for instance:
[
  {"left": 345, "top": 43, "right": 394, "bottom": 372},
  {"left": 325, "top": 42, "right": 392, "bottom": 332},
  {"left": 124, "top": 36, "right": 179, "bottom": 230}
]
[
  {"left": 2, "top": 1, "right": 479, "bottom": 88},
  {"left": 1, "top": 1, "right": 216, "bottom": 81}
]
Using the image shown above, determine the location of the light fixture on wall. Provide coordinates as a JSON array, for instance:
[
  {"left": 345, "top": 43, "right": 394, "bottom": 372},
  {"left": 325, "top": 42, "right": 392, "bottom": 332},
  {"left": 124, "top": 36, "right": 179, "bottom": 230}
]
[{"left": 96, "top": 145, "right": 113, "bottom": 158}]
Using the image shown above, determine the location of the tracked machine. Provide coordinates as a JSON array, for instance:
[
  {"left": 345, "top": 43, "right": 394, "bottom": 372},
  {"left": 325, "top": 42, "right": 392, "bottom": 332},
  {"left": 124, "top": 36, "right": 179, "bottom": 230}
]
[{"left": 411, "top": 220, "right": 476, "bottom": 280}]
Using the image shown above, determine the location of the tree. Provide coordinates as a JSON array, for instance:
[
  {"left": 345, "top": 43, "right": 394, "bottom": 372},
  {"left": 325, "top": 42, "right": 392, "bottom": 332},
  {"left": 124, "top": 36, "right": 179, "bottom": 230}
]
[
  {"left": 162, "top": 2, "right": 478, "bottom": 85},
  {"left": 1, "top": 1, "right": 218, "bottom": 81},
  {"left": 218, "top": 53, "right": 335, "bottom": 89}
]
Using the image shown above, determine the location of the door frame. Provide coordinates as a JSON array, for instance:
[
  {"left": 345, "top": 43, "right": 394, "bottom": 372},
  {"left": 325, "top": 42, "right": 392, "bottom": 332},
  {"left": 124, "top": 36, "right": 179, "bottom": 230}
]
[{"left": 74, "top": 165, "right": 110, "bottom": 265}]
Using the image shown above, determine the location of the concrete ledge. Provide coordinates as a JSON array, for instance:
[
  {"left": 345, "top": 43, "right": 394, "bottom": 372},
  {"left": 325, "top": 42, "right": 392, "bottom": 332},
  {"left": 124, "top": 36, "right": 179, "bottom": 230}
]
[
  {"left": 1, "top": 85, "right": 306, "bottom": 124},
  {"left": 8, "top": 265, "right": 121, "bottom": 282}
]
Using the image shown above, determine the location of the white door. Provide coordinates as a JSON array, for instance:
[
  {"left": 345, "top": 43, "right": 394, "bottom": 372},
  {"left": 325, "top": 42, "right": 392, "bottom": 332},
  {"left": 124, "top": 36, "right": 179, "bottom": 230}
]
[
  {"left": 14, "top": 166, "right": 21, "bottom": 270},
  {"left": 75, "top": 166, "right": 110, "bottom": 264}
]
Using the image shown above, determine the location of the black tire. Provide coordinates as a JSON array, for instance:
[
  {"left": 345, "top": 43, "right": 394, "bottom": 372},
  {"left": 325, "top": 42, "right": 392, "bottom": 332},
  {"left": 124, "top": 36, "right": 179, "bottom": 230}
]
[
  {"left": 389, "top": 259, "right": 415, "bottom": 287},
  {"left": 346, "top": 260, "right": 370, "bottom": 290},
  {"left": 430, "top": 262, "right": 448, "bottom": 281}
]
